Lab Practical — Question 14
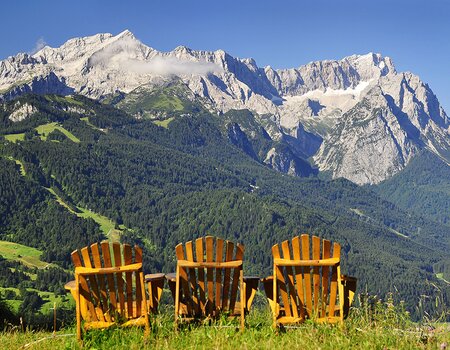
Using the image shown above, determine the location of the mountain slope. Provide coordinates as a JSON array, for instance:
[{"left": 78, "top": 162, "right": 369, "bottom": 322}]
[
  {"left": 375, "top": 150, "right": 450, "bottom": 226},
  {"left": 0, "top": 31, "right": 448, "bottom": 184}
]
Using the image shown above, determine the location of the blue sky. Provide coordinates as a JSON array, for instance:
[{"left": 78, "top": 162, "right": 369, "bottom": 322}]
[{"left": 1, "top": 0, "right": 450, "bottom": 111}]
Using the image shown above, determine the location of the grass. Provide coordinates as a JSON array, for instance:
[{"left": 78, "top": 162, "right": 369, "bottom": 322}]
[
  {"left": 45, "top": 187, "right": 121, "bottom": 241},
  {"left": 153, "top": 117, "right": 175, "bottom": 129},
  {"left": 4, "top": 133, "right": 25, "bottom": 143},
  {"left": 76, "top": 207, "right": 119, "bottom": 240},
  {"left": 80, "top": 117, "right": 106, "bottom": 132},
  {"left": 0, "top": 241, "right": 50, "bottom": 269},
  {"left": 35, "top": 122, "right": 80, "bottom": 143},
  {"left": 3, "top": 157, "right": 26, "bottom": 175},
  {"left": 1, "top": 308, "right": 449, "bottom": 350},
  {"left": 44, "top": 95, "right": 84, "bottom": 106}
]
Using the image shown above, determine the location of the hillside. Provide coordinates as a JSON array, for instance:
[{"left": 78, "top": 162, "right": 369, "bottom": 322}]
[
  {"left": 0, "top": 93, "right": 449, "bottom": 321},
  {"left": 375, "top": 151, "right": 450, "bottom": 226}
]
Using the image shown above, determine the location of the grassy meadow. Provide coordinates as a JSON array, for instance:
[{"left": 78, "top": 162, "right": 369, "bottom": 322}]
[{"left": 1, "top": 306, "right": 449, "bottom": 350}]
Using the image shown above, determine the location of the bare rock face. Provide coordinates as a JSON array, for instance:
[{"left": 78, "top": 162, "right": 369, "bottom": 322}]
[{"left": 0, "top": 31, "right": 448, "bottom": 184}]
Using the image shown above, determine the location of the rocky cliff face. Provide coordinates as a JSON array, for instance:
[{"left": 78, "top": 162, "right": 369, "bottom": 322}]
[{"left": 1, "top": 30, "right": 448, "bottom": 184}]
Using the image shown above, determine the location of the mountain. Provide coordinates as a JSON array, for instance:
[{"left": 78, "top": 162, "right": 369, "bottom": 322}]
[
  {"left": 0, "top": 94, "right": 450, "bottom": 319},
  {"left": 1, "top": 30, "right": 448, "bottom": 184}
]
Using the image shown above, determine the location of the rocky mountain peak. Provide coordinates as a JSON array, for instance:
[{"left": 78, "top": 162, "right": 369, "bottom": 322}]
[{"left": 0, "top": 31, "right": 448, "bottom": 185}]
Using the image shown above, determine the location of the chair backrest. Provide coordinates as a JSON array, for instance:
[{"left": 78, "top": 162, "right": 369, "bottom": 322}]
[
  {"left": 71, "top": 241, "right": 146, "bottom": 324},
  {"left": 272, "top": 234, "right": 343, "bottom": 323},
  {"left": 175, "top": 236, "right": 244, "bottom": 318}
]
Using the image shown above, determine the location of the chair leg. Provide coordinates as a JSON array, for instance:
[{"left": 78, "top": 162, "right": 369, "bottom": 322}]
[
  {"left": 240, "top": 269, "right": 245, "bottom": 331},
  {"left": 75, "top": 275, "right": 82, "bottom": 342}
]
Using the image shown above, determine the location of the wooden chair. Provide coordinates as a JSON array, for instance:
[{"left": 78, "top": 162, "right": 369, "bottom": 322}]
[
  {"left": 262, "top": 234, "right": 357, "bottom": 328},
  {"left": 64, "top": 241, "right": 149, "bottom": 341},
  {"left": 174, "top": 236, "right": 257, "bottom": 330}
]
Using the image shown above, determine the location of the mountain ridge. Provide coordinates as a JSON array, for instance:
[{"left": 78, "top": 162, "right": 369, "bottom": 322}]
[{"left": 0, "top": 30, "right": 449, "bottom": 185}]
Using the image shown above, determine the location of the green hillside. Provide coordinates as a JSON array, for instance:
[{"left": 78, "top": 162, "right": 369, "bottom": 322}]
[{"left": 375, "top": 151, "right": 450, "bottom": 226}]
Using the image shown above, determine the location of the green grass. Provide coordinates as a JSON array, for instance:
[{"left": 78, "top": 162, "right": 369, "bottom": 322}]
[
  {"left": 1, "top": 308, "right": 449, "bottom": 350},
  {"left": 4, "top": 133, "right": 25, "bottom": 143},
  {"left": 153, "top": 117, "right": 175, "bottom": 129},
  {"left": 77, "top": 208, "right": 119, "bottom": 240},
  {"left": 45, "top": 187, "right": 121, "bottom": 241},
  {"left": 0, "top": 241, "right": 50, "bottom": 269},
  {"left": 3, "top": 157, "right": 26, "bottom": 175},
  {"left": 80, "top": 117, "right": 105, "bottom": 132},
  {"left": 35, "top": 122, "right": 80, "bottom": 143},
  {"left": 44, "top": 95, "right": 84, "bottom": 106}
]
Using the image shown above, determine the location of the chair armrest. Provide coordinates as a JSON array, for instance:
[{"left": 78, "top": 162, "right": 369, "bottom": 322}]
[
  {"left": 341, "top": 274, "right": 357, "bottom": 282},
  {"left": 64, "top": 280, "right": 76, "bottom": 291},
  {"left": 145, "top": 273, "right": 165, "bottom": 283}
]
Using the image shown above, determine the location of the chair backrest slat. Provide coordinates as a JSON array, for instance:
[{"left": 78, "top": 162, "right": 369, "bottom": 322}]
[
  {"left": 273, "top": 244, "right": 292, "bottom": 318},
  {"left": 321, "top": 240, "right": 331, "bottom": 318},
  {"left": 176, "top": 243, "right": 193, "bottom": 315},
  {"left": 312, "top": 236, "right": 321, "bottom": 316},
  {"left": 195, "top": 238, "right": 207, "bottom": 312},
  {"left": 205, "top": 236, "right": 215, "bottom": 315},
  {"left": 221, "top": 241, "right": 234, "bottom": 310},
  {"left": 281, "top": 240, "right": 298, "bottom": 319},
  {"left": 185, "top": 241, "right": 200, "bottom": 314},
  {"left": 291, "top": 236, "right": 305, "bottom": 319},
  {"left": 81, "top": 246, "right": 103, "bottom": 322},
  {"left": 301, "top": 234, "right": 313, "bottom": 316},
  {"left": 328, "top": 242, "right": 341, "bottom": 316},
  {"left": 112, "top": 242, "right": 126, "bottom": 315},
  {"left": 100, "top": 241, "right": 117, "bottom": 313},
  {"left": 123, "top": 244, "right": 134, "bottom": 318},
  {"left": 71, "top": 250, "right": 96, "bottom": 321},
  {"left": 134, "top": 245, "right": 143, "bottom": 317},
  {"left": 215, "top": 238, "right": 225, "bottom": 311},
  {"left": 90, "top": 243, "right": 111, "bottom": 322}
]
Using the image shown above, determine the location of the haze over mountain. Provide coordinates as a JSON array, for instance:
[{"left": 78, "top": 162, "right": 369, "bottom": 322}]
[{"left": 1, "top": 30, "right": 449, "bottom": 184}]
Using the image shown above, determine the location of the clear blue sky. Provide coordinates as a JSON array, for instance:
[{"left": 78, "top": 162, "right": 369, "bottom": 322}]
[{"left": 1, "top": 0, "right": 449, "bottom": 111}]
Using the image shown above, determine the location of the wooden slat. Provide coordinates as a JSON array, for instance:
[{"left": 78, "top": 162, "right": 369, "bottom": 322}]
[
  {"left": 134, "top": 245, "right": 143, "bottom": 317},
  {"left": 321, "top": 240, "right": 331, "bottom": 318},
  {"left": 176, "top": 243, "right": 192, "bottom": 315},
  {"left": 113, "top": 242, "right": 126, "bottom": 318},
  {"left": 312, "top": 236, "right": 321, "bottom": 316},
  {"left": 205, "top": 236, "right": 215, "bottom": 316},
  {"left": 328, "top": 242, "right": 341, "bottom": 317},
  {"left": 292, "top": 236, "right": 305, "bottom": 319},
  {"left": 123, "top": 244, "right": 133, "bottom": 319},
  {"left": 273, "top": 243, "right": 291, "bottom": 318},
  {"left": 281, "top": 240, "right": 298, "bottom": 318},
  {"left": 221, "top": 241, "right": 234, "bottom": 310},
  {"left": 215, "top": 238, "right": 224, "bottom": 311},
  {"left": 101, "top": 242, "right": 117, "bottom": 314},
  {"left": 90, "top": 243, "right": 110, "bottom": 322},
  {"left": 229, "top": 243, "right": 244, "bottom": 313},
  {"left": 185, "top": 241, "right": 199, "bottom": 314},
  {"left": 195, "top": 238, "right": 206, "bottom": 312},
  {"left": 301, "top": 234, "right": 312, "bottom": 317},
  {"left": 72, "top": 250, "right": 96, "bottom": 321},
  {"left": 81, "top": 246, "right": 104, "bottom": 322}
]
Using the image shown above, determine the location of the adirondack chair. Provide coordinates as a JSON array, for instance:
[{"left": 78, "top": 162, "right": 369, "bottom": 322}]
[
  {"left": 64, "top": 241, "right": 149, "bottom": 341},
  {"left": 262, "top": 234, "right": 357, "bottom": 328},
  {"left": 173, "top": 236, "right": 257, "bottom": 330}
]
